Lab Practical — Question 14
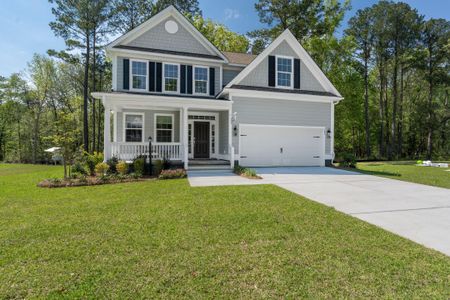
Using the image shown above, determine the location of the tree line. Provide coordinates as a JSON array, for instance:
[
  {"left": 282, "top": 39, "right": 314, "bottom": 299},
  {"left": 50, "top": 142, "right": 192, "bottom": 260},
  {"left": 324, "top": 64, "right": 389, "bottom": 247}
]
[{"left": 0, "top": 0, "right": 448, "bottom": 163}]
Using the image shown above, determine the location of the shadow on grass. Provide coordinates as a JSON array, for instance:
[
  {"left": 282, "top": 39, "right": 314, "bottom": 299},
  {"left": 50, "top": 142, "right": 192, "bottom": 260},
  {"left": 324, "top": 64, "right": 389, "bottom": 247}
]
[{"left": 356, "top": 169, "right": 401, "bottom": 177}]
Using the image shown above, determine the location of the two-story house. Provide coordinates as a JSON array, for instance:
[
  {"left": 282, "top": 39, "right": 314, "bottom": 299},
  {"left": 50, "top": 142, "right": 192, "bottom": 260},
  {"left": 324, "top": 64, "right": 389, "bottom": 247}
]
[{"left": 92, "top": 5, "right": 343, "bottom": 170}]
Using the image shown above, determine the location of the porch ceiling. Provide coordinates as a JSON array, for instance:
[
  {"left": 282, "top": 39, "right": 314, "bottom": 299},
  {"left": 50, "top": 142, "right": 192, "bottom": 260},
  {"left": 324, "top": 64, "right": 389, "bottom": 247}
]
[{"left": 92, "top": 92, "right": 231, "bottom": 112}]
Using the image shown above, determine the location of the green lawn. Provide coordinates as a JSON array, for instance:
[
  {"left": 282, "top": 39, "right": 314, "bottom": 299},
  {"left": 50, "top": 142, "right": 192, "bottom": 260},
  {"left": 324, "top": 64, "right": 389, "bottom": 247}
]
[
  {"left": 1, "top": 164, "right": 449, "bottom": 298},
  {"left": 352, "top": 161, "right": 450, "bottom": 189}
]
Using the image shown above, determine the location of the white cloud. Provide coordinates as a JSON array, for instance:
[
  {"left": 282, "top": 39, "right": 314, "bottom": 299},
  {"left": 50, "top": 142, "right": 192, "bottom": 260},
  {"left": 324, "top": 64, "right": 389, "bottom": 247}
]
[{"left": 224, "top": 8, "right": 240, "bottom": 20}]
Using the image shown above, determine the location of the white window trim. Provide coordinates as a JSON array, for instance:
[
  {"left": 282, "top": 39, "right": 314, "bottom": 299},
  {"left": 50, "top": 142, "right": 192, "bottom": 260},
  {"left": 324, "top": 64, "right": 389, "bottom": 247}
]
[
  {"left": 163, "top": 62, "right": 180, "bottom": 94},
  {"left": 129, "top": 59, "right": 148, "bottom": 92},
  {"left": 193, "top": 65, "right": 209, "bottom": 96},
  {"left": 123, "top": 112, "right": 145, "bottom": 143},
  {"left": 154, "top": 113, "right": 175, "bottom": 143},
  {"left": 275, "top": 55, "right": 294, "bottom": 89}
]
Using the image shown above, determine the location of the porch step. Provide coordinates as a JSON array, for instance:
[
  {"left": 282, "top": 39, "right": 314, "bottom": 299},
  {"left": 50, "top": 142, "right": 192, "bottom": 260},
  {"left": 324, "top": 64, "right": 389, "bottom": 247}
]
[
  {"left": 189, "top": 159, "right": 230, "bottom": 166},
  {"left": 188, "top": 165, "right": 232, "bottom": 170}
]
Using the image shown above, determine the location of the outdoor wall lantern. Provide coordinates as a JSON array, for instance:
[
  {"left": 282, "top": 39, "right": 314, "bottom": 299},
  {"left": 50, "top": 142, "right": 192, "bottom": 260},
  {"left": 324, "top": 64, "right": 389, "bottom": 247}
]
[
  {"left": 327, "top": 129, "right": 331, "bottom": 138},
  {"left": 233, "top": 125, "right": 238, "bottom": 136}
]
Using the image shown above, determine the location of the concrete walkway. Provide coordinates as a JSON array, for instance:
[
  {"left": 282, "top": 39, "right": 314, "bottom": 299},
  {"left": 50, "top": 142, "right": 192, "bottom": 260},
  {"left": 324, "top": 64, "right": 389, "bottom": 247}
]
[{"left": 187, "top": 167, "right": 450, "bottom": 256}]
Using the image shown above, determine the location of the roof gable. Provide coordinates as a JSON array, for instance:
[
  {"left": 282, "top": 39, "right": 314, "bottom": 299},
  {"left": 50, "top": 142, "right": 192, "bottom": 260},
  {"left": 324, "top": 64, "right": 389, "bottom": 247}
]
[
  {"left": 107, "top": 6, "right": 227, "bottom": 61},
  {"left": 224, "top": 29, "right": 341, "bottom": 98}
]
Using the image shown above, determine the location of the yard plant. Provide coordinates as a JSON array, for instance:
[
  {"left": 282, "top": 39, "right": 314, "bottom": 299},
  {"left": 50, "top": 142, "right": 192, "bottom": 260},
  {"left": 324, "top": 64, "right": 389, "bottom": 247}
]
[{"left": 1, "top": 164, "right": 449, "bottom": 298}]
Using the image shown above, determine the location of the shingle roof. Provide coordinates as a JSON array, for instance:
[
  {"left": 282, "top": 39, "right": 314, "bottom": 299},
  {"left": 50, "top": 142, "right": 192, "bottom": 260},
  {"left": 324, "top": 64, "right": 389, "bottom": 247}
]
[
  {"left": 222, "top": 51, "right": 257, "bottom": 65},
  {"left": 229, "top": 85, "right": 340, "bottom": 98},
  {"left": 114, "top": 45, "right": 224, "bottom": 60}
]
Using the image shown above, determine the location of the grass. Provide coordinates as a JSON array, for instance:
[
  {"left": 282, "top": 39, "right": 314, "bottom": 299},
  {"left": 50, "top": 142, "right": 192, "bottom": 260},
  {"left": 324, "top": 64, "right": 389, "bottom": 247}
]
[
  {"left": 350, "top": 161, "right": 450, "bottom": 189},
  {"left": 1, "top": 163, "right": 450, "bottom": 298}
]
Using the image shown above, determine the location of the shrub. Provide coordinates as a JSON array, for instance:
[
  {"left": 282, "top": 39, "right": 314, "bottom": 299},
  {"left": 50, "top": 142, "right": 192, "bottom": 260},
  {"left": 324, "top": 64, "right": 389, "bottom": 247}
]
[
  {"left": 95, "top": 162, "right": 109, "bottom": 176},
  {"left": 162, "top": 157, "right": 171, "bottom": 170},
  {"left": 71, "top": 162, "right": 87, "bottom": 175},
  {"left": 116, "top": 160, "right": 129, "bottom": 175},
  {"left": 84, "top": 152, "right": 104, "bottom": 175},
  {"left": 243, "top": 168, "right": 257, "bottom": 178},
  {"left": 106, "top": 157, "right": 119, "bottom": 174},
  {"left": 341, "top": 152, "right": 357, "bottom": 168},
  {"left": 158, "top": 169, "right": 187, "bottom": 179},
  {"left": 133, "top": 157, "right": 145, "bottom": 176},
  {"left": 234, "top": 165, "right": 260, "bottom": 179},
  {"left": 153, "top": 160, "right": 163, "bottom": 176}
]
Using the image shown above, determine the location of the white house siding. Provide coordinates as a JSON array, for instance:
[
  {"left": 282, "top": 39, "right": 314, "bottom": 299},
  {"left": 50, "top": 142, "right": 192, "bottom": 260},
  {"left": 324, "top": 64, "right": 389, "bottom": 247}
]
[
  {"left": 239, "top": 41, "right": 326, "bottom": 92},
  {"left": 232, "top": 96, "right": 331, "bottom": 155},
  {"left": 116, "top": 109, "right": 180, "bottom": 143},
  {"left": 124, "top": 16, "right": 213, "bottom": 56}
]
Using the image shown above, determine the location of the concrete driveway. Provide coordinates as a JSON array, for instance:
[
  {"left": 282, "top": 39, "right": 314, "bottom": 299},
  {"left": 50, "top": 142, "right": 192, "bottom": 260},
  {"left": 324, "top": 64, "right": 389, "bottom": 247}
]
[{"left": 188, "top": 167, "right": 450, "bottom": 255}]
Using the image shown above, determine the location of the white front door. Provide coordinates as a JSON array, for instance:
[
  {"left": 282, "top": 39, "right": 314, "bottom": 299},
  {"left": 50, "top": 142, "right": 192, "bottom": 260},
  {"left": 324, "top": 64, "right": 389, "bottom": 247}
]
[{"left": 239, "top": 124, "right": 325, "bottom": 167}]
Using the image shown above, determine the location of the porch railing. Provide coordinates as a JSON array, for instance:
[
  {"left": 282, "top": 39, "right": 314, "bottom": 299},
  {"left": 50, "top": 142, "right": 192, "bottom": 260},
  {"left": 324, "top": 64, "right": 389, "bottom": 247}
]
[{"left": 111, "top": 142, "right": 182, "bottom": 161}]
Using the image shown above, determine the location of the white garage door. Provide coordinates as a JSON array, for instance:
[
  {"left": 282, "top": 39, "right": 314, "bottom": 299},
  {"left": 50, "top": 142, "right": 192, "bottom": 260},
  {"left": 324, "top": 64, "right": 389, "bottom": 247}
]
[{"left": 239, "top": 124, "right": 325, "bottom": 167}]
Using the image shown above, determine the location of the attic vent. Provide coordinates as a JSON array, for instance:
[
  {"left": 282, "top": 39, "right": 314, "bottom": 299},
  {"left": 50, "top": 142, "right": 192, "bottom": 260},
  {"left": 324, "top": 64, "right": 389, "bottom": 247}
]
[{"left": 165, "top": 20, "right": 178, "bottom": 34}]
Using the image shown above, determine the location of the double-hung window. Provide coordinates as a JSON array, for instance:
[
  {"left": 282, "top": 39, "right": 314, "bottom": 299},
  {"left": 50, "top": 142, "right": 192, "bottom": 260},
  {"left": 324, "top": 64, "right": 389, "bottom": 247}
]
[
  {"left": 125, "top": 114, "right": 144, "bottom": 142},
  {"left": 194, "top": 66, "right": 208, "bottom": 95},
  {"left": 155, "top": 114, "right": 173, "bottom": 142},
  {"left": 163, "top": 63, "right": 179, "bottom": 92},
  {"left": 131, "top": 60, "right": 147, "bottom": 90},
  {"left": 276, "top": 56, "right": 293, "bottom": 88}
]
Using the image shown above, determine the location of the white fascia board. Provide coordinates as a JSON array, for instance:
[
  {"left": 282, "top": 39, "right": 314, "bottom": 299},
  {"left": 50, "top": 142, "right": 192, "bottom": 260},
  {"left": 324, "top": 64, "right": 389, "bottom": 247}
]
[
  {"left": 225, "top": 88, "right": 342, "bottom": 103},
  {"left": 108, "top": 48, "right": 224, "bottom": 66},
  {"left": 92, "top": 92, "right": 232, "bottom": 110},
  {"left": 107, "top": 6, "right": 228, "bottom": 63},
  {"left": 224, "top": 28, "right": 342, "bottom": 98}
]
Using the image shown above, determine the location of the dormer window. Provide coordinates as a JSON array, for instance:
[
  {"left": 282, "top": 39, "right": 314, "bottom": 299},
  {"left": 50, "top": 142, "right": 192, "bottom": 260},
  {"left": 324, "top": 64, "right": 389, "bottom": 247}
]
[
  {"left": 131, "top": 60, "right": 147, "bottom": 90},
  {"left": 194, "top": 66, "right": 208, "bottom": 95},
  {"left": 276, "top": 56, "right": 293, "bottom": 89},
  {"left": 163, "top": 63, "right": 179, "bottom": 93}
]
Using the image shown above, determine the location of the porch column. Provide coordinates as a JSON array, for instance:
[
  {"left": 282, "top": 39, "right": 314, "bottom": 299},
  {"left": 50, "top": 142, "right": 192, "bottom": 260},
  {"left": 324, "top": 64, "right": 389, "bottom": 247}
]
[
  {"left": 182, "top": 107, "right": 189, "bottom": 169},
  {"left": 228, "top": 108, "right": 234, "bottom": 169},
  {"left": 103, "top": 99, "right": 111, "bottom": 161}
]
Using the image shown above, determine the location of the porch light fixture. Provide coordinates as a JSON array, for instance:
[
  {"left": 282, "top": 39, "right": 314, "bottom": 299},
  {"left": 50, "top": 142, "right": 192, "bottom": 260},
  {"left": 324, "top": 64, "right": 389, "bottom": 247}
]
[
  {"left": 327, "top": 129, "right": 331, "bottom": 138},
  {"left": 233, "top": 125, "right": 238, "bottom": 136}
]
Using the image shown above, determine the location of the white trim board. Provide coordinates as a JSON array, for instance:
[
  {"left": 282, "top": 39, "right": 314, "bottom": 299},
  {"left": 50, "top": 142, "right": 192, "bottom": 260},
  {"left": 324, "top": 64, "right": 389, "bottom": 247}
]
[{"left": 221, "top": 29, "right": 342, "bottom": 99}]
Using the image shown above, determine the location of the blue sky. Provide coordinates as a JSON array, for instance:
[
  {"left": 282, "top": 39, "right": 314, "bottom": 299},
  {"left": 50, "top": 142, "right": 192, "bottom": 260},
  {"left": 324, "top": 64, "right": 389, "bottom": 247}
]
[{"left": 0, "top": 0, "right": 449, "bottom": 77}]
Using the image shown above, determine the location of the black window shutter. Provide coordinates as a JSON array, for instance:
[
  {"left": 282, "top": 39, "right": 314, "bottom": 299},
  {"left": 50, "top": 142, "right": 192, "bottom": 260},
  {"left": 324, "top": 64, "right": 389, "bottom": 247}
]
[
  {"left": 180, "top": 65, "right": 186, "bottom": 94},
  {"left": 187, "top": 65, "right": 193, "bottom": 94},
  {"left": 149, "top": 61, "right": 155, "bottom": 92},
  {"left": 268, "top": 56, "right": 276, "bottom": 87},
  {"left": 123, "top": 59, "right": 129, "bottom": 90},
  {"left": 209, "top": 67, "right": 215, "bottom": 96},
  {"left": 156, "top": 62, "right": 162, "bottom": 92},
  {"left": 294, "top": 58, "right": 300, "bottom": 89}
]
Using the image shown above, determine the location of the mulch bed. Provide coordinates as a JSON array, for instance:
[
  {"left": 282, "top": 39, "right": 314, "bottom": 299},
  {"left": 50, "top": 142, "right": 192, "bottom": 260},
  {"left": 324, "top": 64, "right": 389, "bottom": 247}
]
[{"left": 37, "top": 176, "right": 157, "bottom": 188}]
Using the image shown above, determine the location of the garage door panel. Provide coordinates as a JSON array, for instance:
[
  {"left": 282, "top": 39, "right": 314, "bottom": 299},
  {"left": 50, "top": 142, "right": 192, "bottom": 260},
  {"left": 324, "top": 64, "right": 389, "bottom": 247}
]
[{"left": 239, "top": 124, "right": 325, "bottom": 167}]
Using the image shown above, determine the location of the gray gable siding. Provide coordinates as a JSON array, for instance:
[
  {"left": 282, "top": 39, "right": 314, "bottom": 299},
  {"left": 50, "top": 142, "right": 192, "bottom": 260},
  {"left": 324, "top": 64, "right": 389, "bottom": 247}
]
[
  {"left": 239, "top": 41, "right": 326, "bottom": 92},
  {"left": 223, "top": 69, "right": 241, "bottom": 87},
  {"left": 125, "top": 17, "right": 213, "bottom": 56},
  {"left": 232, "top": 96, "right": 331, "bottom": 155}
]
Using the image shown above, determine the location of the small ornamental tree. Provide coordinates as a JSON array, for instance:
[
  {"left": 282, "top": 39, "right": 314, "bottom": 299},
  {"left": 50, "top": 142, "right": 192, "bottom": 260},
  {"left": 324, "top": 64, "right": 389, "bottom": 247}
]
[{"left": 47, "top": 112, "right": 80, "bottom": 179}]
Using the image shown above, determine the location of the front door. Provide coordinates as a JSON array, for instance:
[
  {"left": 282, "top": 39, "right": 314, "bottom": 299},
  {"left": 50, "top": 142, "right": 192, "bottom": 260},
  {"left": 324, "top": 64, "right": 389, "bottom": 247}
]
[{"left": 194, "top": 122, "right": 210, "bottom": 158}]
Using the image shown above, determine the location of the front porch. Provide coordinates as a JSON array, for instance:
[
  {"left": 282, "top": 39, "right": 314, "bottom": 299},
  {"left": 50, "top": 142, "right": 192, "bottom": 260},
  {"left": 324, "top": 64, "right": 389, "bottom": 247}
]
[{"left": 93, "top": 92, "right": 235, "bottom": 169}]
